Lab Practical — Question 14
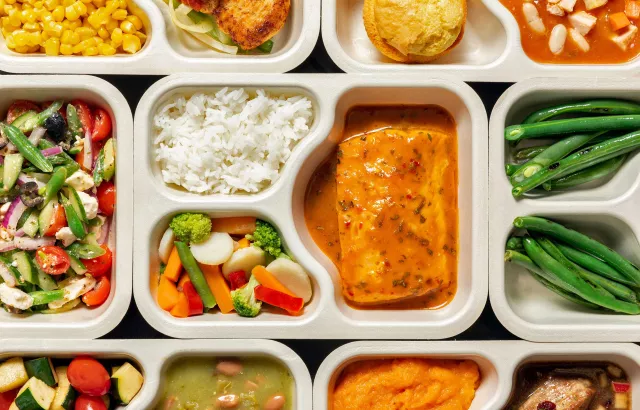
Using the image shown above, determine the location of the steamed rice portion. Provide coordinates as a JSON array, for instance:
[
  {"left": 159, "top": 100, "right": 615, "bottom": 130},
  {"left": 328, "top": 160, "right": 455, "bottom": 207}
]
[{"left": 153, "top": 88, "right": 314, "bottom": 194}]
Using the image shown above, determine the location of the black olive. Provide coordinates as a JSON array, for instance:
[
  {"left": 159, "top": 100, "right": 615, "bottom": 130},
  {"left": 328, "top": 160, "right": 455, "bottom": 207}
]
[
  {"left": 44, "top": 112, "right": 66, "bottom": 142},
  {"left": 19, "top": 181, "right": 43, "bottom": 208}
]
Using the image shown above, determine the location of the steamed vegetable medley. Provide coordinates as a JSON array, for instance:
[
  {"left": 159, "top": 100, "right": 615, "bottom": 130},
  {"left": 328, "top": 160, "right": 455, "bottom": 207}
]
[
  {"left": 506, "top": 216, "right": 640, "bottom": 315},
  {"left": 156, "top": 214, "right": 312, "bottom": 318},
  {"left": 0, "top": 99, "right": 116, "bottom": 315},
  {"left": 0, "top": 355, "right": 143, "bottom": 410},
  {"left": 504, "top": 99, "right": 640, "bottom": 197}
]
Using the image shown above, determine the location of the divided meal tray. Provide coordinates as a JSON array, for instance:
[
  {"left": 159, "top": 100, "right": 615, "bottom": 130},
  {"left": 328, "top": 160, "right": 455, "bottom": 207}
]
[
  {"left": 133, "top": 73, "right": 489, "bottom": 339},
  {"left": 322, "top": 0, "right": 640, "bottom": 81},
  {"left": 0, "top": 76, "right": 133, "bottom": 340},
  {"left": 489, "top": 78, "right": 640, "bottom": 342},
  {"left": 0, "top": 0, "right": 319, "bottom": 75},
  {"left": 313, "top": 341, "right": 640, "bottom": 410},
  {"left": 0, "top": 339, "right": 313, "bottom": 410}
]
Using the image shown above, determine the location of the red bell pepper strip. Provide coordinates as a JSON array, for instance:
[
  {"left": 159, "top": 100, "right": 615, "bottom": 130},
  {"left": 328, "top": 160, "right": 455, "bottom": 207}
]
[
  {"left": 183, "top": 281, "right": 204, "bottom": 316},
  {"left": 228, "top": 271, "right": 248, "bottom": 291},
  {"left": 254, "top": 285, "right": 304, "bottom": 313},
  {"left": 613, "top": 381, "right": 631, "bottom": 393},
  {"left": 0, "top": 389, "right": 18, "bottom": 410}
]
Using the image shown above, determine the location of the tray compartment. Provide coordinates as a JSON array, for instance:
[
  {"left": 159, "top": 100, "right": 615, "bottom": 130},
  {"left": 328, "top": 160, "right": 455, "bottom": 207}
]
[{"left": 0, "top": 76, "right": 133, "bottom": 339}]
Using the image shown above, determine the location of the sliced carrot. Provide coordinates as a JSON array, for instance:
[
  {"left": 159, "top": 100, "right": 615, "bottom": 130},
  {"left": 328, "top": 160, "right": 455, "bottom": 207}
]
[
  {"left": 237, "top": 238, "right": 250, "bottom": 248},
  {"left": 157, "top": 276, "right": 180, "bottom": 311},
  {"left": 177, "top": 272, "right": 191, "bottom": 290},
  {"left": 200, "top": 264, "right": 234, "bottom": 314},
  {"left": 163, "top": 247, "right": 182, "bottom": 282},
  {"left": 210, "top": 217, "right": 257, "bottom": 235},
  {"left": 626, "top": 1, "right": 640, "bottom": 19},
  {"left": 251, "top": 265, "right": 297, "bottom": 297},
  {"left": 610, "top": 12, "right": 631, "bottom": 31},
  {"left": 170, "top": 292, "right": 189, "bottom": 318}
]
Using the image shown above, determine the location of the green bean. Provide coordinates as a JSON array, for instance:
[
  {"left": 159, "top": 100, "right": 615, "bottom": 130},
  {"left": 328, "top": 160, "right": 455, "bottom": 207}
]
[
  {"left": 40, "top": 167, "right": 67, "bottom": 208},
  {"left": 510, "top": 132, "right": 603, "bottom": 185},
  {"left": 66, "top": 104, "right": 83, "bottom": 138},
  {"left": 505, "top": 163, "right": 522, "bottom": 176},
  {"left": 522, "top": 236, "right": 640, "bottom": 314},
  {"left": 556, "top": 242, "right": 638, "bottom": 287},
  {"left": 535, "top": 236, "right": 614, "bottom": 299},
  {"left": 505, "top": 115, "right": 640, "bottom": 142},
  {"left": 505, "top": 250, "right": 600, "bottom": 309},
  {"left": 511, "top": 130, "right": 640, "bottom": 197},
  {"left": 0, "top": 124, "right": 52, "bottom": 173},
  {"left": 523, "top": 99, "right": 640, "bottom": 124},
  {"left": 505, "top": 249, "right": 570, "bottom": 290},
  {"left": 60, "top": 193, "right": 86, "bottom": 239},
  {"left": 257, "top": 39, "right": 274, "bottom": 53},
  {"left": 174, "top": 241, "right": 217, "bottom": 310},
  {"left": 20, "top": 100, "right": 63, "bottom": 133},
  {"left": 514, "top": 216, "right": 640, "bottom": 284},
  {"left": 506, "top": 236, "right": 524, "bottom": 251},
  {"left": 536, "top": 236, "right": 636, "bottom": 302},
  {"left": 542, "top": 154, "right": 628, "bottom": 191},
  {"left": 514, "top": 145, "right": 549, "bottom": 162}
]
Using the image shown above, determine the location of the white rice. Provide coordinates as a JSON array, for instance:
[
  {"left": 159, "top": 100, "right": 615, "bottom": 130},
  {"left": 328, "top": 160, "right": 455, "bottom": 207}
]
[{"left": 153, "top": 88, "right": 314, "bottom": 194}]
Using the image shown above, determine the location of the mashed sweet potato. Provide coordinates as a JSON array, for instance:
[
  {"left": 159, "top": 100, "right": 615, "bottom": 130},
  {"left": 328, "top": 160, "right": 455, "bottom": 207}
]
[{"left": 332, "top": 358, "right": 480, "bottom": 410}]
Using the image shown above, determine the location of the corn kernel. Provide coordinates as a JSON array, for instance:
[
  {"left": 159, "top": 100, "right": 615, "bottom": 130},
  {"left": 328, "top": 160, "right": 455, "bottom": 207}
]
[
  {"left": 121, "top": 31, "right": 137, "bottom": 52},
  {"left": 40, "top": 10, "right": 53, "bottom": 22},
  {"left": 118, "top": 18, "right": 132, "bottom": 33},
  {"left": 51, "top": 4, "right": 63, "bottom": 20},
  {"left": 14, "top": 44, "right": 29, "bottom": 52},
  {"left": 110, "top": 7, "right": 124, "bottom": 19},
  {"left": 59, "top": 41, "right": 71, "bottom": 53},
  {"left": 43, "top": 0, "right": 57, "bottom": 10},
  {"left": 81, "top": 44, "right": 95, "bottom": 54},
  {"left": 125, "top": 14, "right": 140, "bottom": 29},
  {"left": 96, "top": 24, "right": 107, "bottom": 38},
  {"left": 64, "top": 5, "right": 77, "bottom": 19},
  {"left": 12, "top": 28, "right": 27, "bottom": 44},
  {"left": 22, "top": 20, "right": 37, "bottom": 30},
  {"left": 5, "top": 33, "right": 15, "bottom": 47},
  {"left": 84, "top": 2, "right": 94, "bottom": 13},
  {"left": 109, "top": 24, "right": 119, "bottom": 39},
  {"left": 68, "top": 29, "right": 78, "bottom": 43},
  {"left": 68, "top": 18, "right": 79, "bottom": 28},
  {"left": 91, "top": 0, "right": 103, "bottom": 6},
  {"left": 91, "top": 34, "right": 101, "bottom": 43},
  {"left": 3, "top": 5, "right": 13, "bottom": 15},
  {"left": 104, "top": 16, "right": 115, "bottom": 30},
  {"left": 60, "top": 27, "right": 69, "bottom": 41},
  {"left": 43, "top": 36, "right": 58, "bottom": 54},
  {"left": 5, "top": 0, "right": 15, "bottom": 5},
  {"left": 96, "top": 41, "right": 112, "bottom": 54},
  {"left": 75, "top": 25, "right": 93, "bottom": 38}
]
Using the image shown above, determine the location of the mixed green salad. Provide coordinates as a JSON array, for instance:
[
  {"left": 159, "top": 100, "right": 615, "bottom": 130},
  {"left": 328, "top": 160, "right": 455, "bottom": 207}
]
[{"left": 0, "top": 99, "right": 116, "bottom": 315}]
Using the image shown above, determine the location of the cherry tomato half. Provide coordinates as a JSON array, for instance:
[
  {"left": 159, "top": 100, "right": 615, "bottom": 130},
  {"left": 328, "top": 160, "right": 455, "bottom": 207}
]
[
  {"left": 82, "top": 245, "right": 113, "bottom": 278},
  {"left": 35, "top": 246, "right": 70, "bottom": 275},
  {"left": 91, "top": 108, "right": 112, "bottom": 142},
  {"left": 43, "top": 204, "right": 67, "bottom": 237},
  {"left": 75, "top": 395, "right": 107, "bottom": 410},
  {"left": 82, "top": 277, "right": 110, "bottom": 307},
  {"left": 71, "top": 100, "right": 93, "bottom": 137},
  {"left": 6, "top": 100, "right": 39, "bottom": 124},
  {"left": 0, "top": 389, "right": 18, "bottom": 410},
  {"left": 97, "top": 181, "right": 115, "bottom": 216},
  {"left": 68, "top": 357, "right": 110, "bottom": 396}
]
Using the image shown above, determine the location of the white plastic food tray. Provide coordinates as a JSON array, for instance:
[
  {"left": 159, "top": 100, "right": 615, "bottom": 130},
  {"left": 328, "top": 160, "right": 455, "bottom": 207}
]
[
  {"left": 133, "top": 73, "right": 488, "bottom": 339},
  {"left": 322, "top": 0, "right": 640, "bottom": 81},
  {"left": 0, "top": 0, "right": 319, "bottom": 74},
  {"left": 0, "top": 338, "right": 312, "bottom": 409},
  {"left": 489, "top": 78, "right": 640, "bottom": 342},
  {"left": 314, "top": 341, "right": 640, "bottom": 410},
  {"left": 0, "top": 75, "right": 133, "bottom": 339}
]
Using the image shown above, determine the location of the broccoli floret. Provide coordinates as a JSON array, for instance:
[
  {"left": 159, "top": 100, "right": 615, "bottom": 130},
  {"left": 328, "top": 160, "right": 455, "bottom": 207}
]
[
  {"left": 247, "top": 220, "right": 285, "bottom": 258},
  {"left": 169, "top": 213, "right": 212, "bottom": 244},
  {"left": 231, "top": 275, "right": 262, "bottom": 318}
]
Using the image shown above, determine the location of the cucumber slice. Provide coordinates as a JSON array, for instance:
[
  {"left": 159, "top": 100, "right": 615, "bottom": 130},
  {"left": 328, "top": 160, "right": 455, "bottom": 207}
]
[
  {"left": 51, "top": 367, "right": 75, "bottom": 410},
  {"left": 92, "top": 149, "right": 104, "bottom": 187},
  {"left": 29, "top": 290, "right": 63, "bottom": 305},
  {"left": 110, "top": 362, "right": 143, "bottom": 405},
  {"left": 67, "top": 256, "right": 86, "bottom": 276},
  {"left": 10, "top": 111, "right": 37, "bottom": 131},
  {"left": 10, "top": 376, "right": 56, "bottom": 410},
  {"left": 34, "top": 263, "right": 57, "bottom": 291},
  {"left": 0, "top": 358, "right": 29, "bottom": 393},
  {"left": 64, "top": 187, "right": 86, "bottom": 224},
  {"left": 24, "top": 358, "right": 57, "bottom": 387},
  {"left": 17, "top": 208, "right": 33, "bottom": 230},
  {"left": 3, "top": 154, "right": 24, "bottom": 191},
  {"left": 12, "top": 252, "right": 36, "bottom": 285},
  {"left": 102, "top": 139, "right": 115, "bottom": 182},
  {"left": 21, "top": 212, "right": 39, "bottom": 238},
  {"left": 38, "top": 199, "right": 58, "bottom": 237}
]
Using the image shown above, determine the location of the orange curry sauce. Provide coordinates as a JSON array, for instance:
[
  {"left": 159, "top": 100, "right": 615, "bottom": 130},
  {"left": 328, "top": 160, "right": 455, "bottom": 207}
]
[
  {"left": 500, "top": 0, "right": 640, "bottom": 64},
  {"left": 304, "top": 106, "right": 458, "bottom": 309}
]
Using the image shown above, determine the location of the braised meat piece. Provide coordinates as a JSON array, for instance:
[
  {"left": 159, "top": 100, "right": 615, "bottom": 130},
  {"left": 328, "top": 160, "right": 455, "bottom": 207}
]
[{"left": 518, "top": 376, "right": 595, "bottom": 410}]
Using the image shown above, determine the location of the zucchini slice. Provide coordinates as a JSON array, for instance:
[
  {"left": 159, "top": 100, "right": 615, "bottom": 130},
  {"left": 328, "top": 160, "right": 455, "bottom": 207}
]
[
  {"left": 50, "top": 367, "right": 75, "bottom": 410},
  {"left": 0, "top": 358, "right": 29, "bottom": 393},
  {"left": 10, "top": 377, "right": 56, "bottom": 410},
  {"left": 24, "top": 358, "right": 57, "bottom": 387},
  {"left": 110, "top": 363, "right": 143, "bottom": 405}
]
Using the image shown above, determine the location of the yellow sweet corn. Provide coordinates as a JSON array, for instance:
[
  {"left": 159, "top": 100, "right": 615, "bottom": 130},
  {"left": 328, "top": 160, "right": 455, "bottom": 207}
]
[
  {"left": 43, "top": 35, "right": 58, "bottom": 54},
  {"left": 124, "top": 13, "right": 139, "bottom": 29},
  {"left": 59, "top": 41, "right": 71, "bottom": 53},
  {"left": 43, "top": 0, "right": 58, "bottom": 10},
  {"left": 81, "top": 44, "right": 95, "bottom": 54},
  {"left": 96, "top": 40, "right": 112, "bottom": 54},
  {"left": 14, "top": 45, "right": 29, "bottom": 52},
  {"left": 4, "top": 33, "right": 14, "bottom": 47},
  {"left": 121, "top": 31, "right": 137, "bottom": 52},
  {"left": 74, "top": 25, "right": 93, "bottom": 38},
  {"left": 110, "top": 8, "right": 124, "bottom": 19},
  {"left": 21, "top": 20, "right": 37, "bottom": 30},
  {"left": 119, "top": 18, "right": 132, "bottom": 33},
  {"left": 108, "top": 24, "right": 119, "bottom": 41},
  {"left": 60, "top": 27, "right": 70, "bottom": 41},
  {"left": 91, "top": 0, "right": 104, "bottom": 7},
  {"left": 51, "top": 4, "right": 63, "bottom": 20},
  {"left": 64, "top": 4, "right": 77, "bottom": 20},
  {"left": 104, "top": 15, "right": 116, "bottom": 30}
]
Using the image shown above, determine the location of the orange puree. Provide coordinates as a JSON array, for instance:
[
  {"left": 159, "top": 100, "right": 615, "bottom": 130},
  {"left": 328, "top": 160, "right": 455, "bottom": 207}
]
[{"left": 332, "top": 358, "right": 480, "bottom": 410}]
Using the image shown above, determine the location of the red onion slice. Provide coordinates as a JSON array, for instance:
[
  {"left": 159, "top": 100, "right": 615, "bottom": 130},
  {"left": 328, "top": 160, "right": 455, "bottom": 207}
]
[
  {"left": 0, "top": 241, "right": 16, "bottom": 252},
  {"left": 13, "top": 228, "right": 25, "bottom": 238},
  {"left": 28, "top": 127, "right": 46, "bottom": 147},
  {"left": 97, "top": 217, "right": 110, "bottom": 245},
  {"left": 41, "top": 146, "right": 63, "bottom": 157},
  {"left": 14, "top": 236, "right": 55, "bottom": 250},
  {"left": 16, "top": 173, "right": 45, "bottom": 189},
  {"left": 84, "top": 131, "right": 93, "bottom": 170},
  {"left": 2, "top": 197, "right": 26, "bottom": 231}
]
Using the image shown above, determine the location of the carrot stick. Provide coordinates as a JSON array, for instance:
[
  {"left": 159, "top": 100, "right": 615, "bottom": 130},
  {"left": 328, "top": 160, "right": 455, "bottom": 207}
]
[
  {"left": 163, "top": 246, "right": 182, "bottom": 282},
  {"left": 200, "top": 264, "right": 235, "bottom": 314},
  {"left": 237, "top": 238, "right": 250, "bottom": 248},
  {"left": 157, "top": 276, "right": 180, "bottom": 311},
  {"left": 210, "top": 217, "right": 257, "bottom": 235},
  {"left": 251, "top": 265, "right": 297, "bottom": 297},
  {"left": 170, "top": 292, "right": 189, "bottom": 318}
]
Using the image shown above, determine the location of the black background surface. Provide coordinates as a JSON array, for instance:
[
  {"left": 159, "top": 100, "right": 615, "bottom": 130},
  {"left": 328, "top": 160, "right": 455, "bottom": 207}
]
[{"left": 98, "top": 34, "right": 517, "bottom": 379}]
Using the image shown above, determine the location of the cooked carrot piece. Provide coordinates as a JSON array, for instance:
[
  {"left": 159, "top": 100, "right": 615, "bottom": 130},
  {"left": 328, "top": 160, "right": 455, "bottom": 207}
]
[
  {"left": 170, "top": 292, "right": 189, "bottom": 318},
  {"left": 210, "top": 217, "right": 257, "bottom": 235},
  {"left": 200, "top": 264, "right": 235, "bottom": 314},
  {"left": 626, "top": 1, "right": 640, "bottom": 19},
  {"left": 251, "top": 265, "right": 297, "bottom": 297},
  {"left": 163, "top": 246, "right": 182, "bottom": 282},
  {"left": 237, "top": 238, "right": 250, "bottom": 248},
  {"left": 610, "top": 12, "right": 631, "bottom": 31},
  {"left": 157, "top": 276, "right": 181, "bottom": 311}
]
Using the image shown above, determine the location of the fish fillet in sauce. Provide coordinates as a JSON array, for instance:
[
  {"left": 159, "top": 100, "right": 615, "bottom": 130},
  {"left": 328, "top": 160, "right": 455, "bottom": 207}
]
[{"left": 334, "top": 107, "right": 458, "bottom": 305}]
